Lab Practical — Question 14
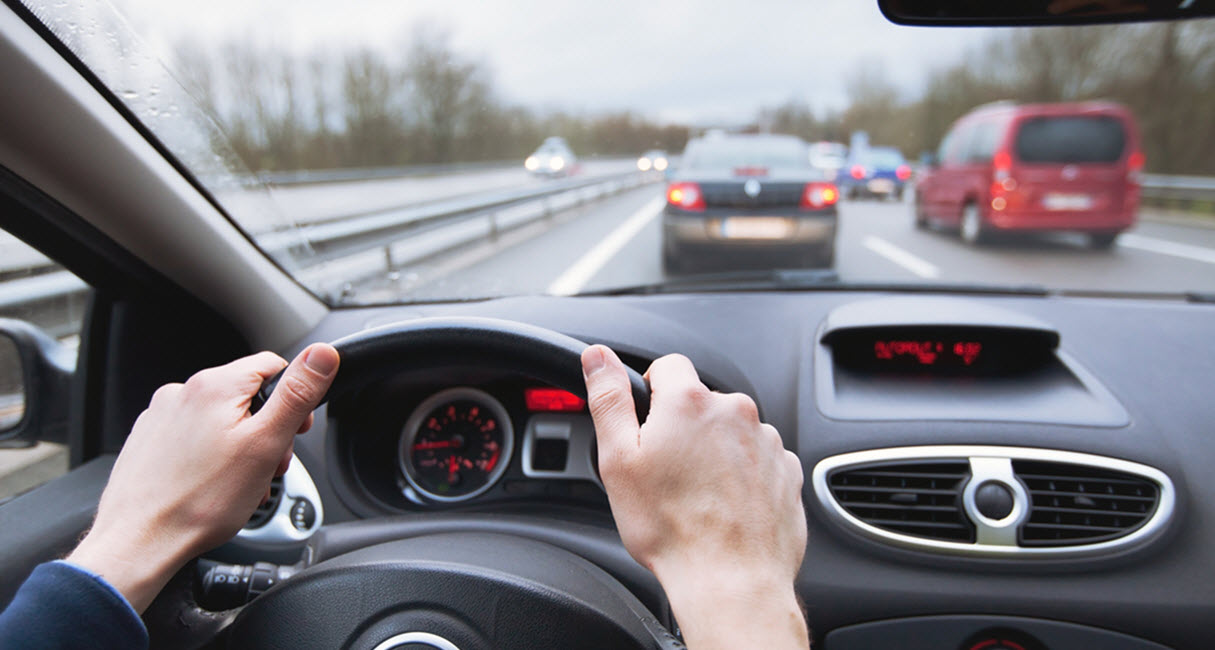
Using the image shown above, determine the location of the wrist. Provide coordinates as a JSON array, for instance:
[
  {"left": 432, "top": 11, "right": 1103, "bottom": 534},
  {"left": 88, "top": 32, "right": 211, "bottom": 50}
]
[
  {"left": 67, "top": 519, "right": 194, "bottom": 614},
  {"left": 654, "top": 561, "right": 808, "bottom": 650}
]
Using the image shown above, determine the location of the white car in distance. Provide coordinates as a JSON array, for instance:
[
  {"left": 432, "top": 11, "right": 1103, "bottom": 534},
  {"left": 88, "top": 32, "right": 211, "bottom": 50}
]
[{"left": 525, "top": 137, "right": 576, "bottom": 177}]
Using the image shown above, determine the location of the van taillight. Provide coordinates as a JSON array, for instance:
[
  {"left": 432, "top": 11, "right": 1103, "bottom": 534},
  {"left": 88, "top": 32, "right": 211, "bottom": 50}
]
[
  {"left": 992, "top": 150, "right": 1012, "bottom": 181},
  {"left": 1128, "top": 151, "right": 1145, "bottom": 183}
]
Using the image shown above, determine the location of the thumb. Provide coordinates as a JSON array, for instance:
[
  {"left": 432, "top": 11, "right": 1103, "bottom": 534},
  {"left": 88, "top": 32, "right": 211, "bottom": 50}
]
[
  {"left": 254, "top": 343, "right": 339, "bottom": 435},
  {"left": 582, "top": 345, "right": 641, "bottom": 457}
]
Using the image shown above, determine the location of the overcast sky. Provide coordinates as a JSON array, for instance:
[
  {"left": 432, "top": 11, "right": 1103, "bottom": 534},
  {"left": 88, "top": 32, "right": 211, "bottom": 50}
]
[{"left": 112, "top": 0, "right": 998, "bottom": 124}]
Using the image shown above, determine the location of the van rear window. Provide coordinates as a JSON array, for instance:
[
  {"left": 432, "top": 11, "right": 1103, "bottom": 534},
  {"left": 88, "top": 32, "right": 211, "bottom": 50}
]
[{"left": 1014, "top": 116, "right": 1126, "bottom": 164}]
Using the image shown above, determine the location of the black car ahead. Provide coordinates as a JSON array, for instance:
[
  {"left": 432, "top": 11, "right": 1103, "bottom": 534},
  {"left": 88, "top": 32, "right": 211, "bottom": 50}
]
[{"left": 662, "top": 134, "right": 839, "bottom": 272}]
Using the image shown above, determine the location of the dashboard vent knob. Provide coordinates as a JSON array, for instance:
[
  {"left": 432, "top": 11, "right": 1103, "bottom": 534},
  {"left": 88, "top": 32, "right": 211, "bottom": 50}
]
[
  {"left": 245, "top": 476, "right": 284, "bottom": 530},
  {"left": 827, "top": 461, "right": 974, "bottom": 542},
  {"left": 1014, "top": 460, "right": 1159, "bottom": 546}
]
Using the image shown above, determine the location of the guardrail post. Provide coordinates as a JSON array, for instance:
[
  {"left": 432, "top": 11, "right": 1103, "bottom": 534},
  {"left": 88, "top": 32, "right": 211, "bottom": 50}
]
[{"left": 489, "top": 212, "right": 499, "bottom": 241}]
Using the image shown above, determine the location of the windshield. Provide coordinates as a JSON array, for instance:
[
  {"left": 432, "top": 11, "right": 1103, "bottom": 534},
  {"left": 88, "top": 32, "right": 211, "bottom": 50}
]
[{"left": 20, "top": 1, "right": 1215, "bottom": 303}]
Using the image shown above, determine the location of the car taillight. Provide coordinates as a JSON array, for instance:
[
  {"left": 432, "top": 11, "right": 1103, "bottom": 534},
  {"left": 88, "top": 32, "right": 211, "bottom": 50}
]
[
  {"left": 896, "top": 165, "right": 911, "bottom": 181},
  {"left": 1128, "top": 151, "right": 1145, "bottom": 183},
  {"left": 667, "top": 182, "right": 705, "bottom": 211},
  {"left": 992, "top": 150, "right": 1012, "bottom": 181},
  {"left": 850, "top": 165, "right": 866, "bottom": 180},
  {"left": 801, "top": 182, "right": 839, "bottom": 209}
]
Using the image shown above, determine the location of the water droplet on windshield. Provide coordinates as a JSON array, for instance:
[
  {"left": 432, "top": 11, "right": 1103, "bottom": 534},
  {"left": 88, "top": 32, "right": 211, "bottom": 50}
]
[{"left": 121, "top": 90, "right": 138, "bottom": 100}]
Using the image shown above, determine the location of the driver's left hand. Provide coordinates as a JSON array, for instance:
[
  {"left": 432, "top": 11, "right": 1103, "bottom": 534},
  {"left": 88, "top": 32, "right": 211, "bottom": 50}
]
[{"left": 67, "top": 344, "right": 339, "bottom": 613}]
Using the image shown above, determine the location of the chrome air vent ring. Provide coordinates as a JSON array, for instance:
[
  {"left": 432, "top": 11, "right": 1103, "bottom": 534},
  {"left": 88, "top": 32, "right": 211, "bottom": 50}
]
[{"left": 812, "top": 446, "right": 1174, "bottom": 558}]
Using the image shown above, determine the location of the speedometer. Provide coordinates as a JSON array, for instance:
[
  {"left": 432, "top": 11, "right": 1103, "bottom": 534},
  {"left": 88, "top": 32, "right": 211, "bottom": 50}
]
[{"left": 399, "top": 388, "right": 515, "bottom": 502}]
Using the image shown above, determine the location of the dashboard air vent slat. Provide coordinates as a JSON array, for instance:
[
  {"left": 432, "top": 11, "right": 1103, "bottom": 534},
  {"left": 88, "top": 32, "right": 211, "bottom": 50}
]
[
  {"left": 1014, "top": 460, "right": 1159, "bottom": 547},
  {"left": 245, "top": 476, "right": 284, "bottom": 530},
  {"left": 828, "top": 461, "right": 974, "bottom": 543}
]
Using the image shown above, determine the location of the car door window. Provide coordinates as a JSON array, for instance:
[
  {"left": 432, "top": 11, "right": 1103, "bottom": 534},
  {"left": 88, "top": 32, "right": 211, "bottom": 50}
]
[{"left": 0, "top": 228, "right": 89, "bottom": 503}]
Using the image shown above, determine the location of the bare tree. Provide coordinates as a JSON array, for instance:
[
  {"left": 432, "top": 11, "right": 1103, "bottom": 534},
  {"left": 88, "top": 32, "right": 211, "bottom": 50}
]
[{"left": 404, "top": 25, "right": 489, "bottom": 164}]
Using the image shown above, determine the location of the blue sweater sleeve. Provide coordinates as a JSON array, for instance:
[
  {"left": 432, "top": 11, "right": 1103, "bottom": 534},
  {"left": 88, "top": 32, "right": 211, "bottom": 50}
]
[{"left": 0, "top": 560, "right": 148, "bottom": 650}]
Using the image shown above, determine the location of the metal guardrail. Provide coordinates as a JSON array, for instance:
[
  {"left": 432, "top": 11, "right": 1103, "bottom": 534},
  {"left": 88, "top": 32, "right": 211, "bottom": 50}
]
[
  {"left": 1140, "top": 174, "right": 1215, "bottom": 203},
  {"left": 277, "top": 170, "right": 650, "bottom": 299},
  {"left": 254, "top": 160, "right": 519, "bottom": 186}
]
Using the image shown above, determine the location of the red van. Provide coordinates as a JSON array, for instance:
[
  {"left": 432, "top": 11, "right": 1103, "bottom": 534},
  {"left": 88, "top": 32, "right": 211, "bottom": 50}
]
[{"left": 915, "top": 101, "right": 1143, "bottom": 248}]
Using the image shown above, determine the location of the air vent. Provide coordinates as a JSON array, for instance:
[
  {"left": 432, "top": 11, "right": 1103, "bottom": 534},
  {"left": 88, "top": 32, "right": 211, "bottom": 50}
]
[
  {"left": 245, "top": 477, "right": 284, "bottom": 529},
  {"left": 1014, "top": 460, "right": 1159, "bottom": 547},
  {"left": 827, "top": 461, "right": 974, "bottom": 543},
  {"left": 813, "top": 446, "right": 1175, "bottom": 558}
]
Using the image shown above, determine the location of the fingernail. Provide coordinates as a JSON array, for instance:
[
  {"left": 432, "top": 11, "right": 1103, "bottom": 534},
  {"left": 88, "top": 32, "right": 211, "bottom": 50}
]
[
  {"left": 304, "top": 345, "right": 338, "bottom": 375},
  {"left": 583, "top": 346, "right": 607, "bottom": 377}
]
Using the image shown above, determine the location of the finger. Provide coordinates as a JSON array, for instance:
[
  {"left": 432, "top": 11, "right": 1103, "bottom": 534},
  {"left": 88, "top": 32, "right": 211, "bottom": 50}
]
[
  {"left": 296, "top": 412, "right": 314, "bottom": 434},
  {"left": 253, "top": 343, "right": 339, "bottom": 438},
  {"left": 275, "top": 446, "right": 293, "bottom": 477},
  {"left": 645, "top": 354, "right": 706, "bottom": 409},
  {"left": 583, "top": 345, "right": 642, "bottom": 455},
  {"left": 212, "top": 351, "right": 290, "bottom": 401}
]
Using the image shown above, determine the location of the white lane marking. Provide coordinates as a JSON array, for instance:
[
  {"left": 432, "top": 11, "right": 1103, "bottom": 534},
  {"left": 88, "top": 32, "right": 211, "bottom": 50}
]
[
  {"left": 1119, "top": 233, "right": 1215, "bottom": 266},
  {"left": 547, "top": 196, "right": 666, "bottom": 295},
  {"left": 862, "top": 236, "right": 941, "bottom": 279}
]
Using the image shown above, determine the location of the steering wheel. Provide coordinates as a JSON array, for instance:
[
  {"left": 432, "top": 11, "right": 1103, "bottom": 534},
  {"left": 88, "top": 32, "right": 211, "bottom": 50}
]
[{"left": 146, "top": 318, "right": 682, "bottom": 650}]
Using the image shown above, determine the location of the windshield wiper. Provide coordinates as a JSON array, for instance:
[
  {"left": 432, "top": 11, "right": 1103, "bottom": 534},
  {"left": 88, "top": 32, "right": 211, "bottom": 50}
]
[
  {"left": 579, "top": 268, "right": 841, "bottom": 296},
  {"left": 578, "top": 270, "right": 1052, "bottom": 297}
]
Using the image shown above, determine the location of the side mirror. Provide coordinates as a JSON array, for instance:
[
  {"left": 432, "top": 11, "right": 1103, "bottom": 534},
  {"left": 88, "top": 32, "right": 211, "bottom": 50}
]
[
  {"left": 0, "top": 318, "right": 72, "bottom": 447},
  {"left": 919, "top": 151, "right": 939, "bottom": 169}
]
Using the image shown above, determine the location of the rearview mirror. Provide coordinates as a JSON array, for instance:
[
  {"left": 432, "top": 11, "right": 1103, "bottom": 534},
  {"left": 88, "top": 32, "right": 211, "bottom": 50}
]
[
  {"left": 878, "top": 0, "right": 1215, "bottom": 26},
  {"left": 0, "top": 318, "right": 72, "bottom": 447}
]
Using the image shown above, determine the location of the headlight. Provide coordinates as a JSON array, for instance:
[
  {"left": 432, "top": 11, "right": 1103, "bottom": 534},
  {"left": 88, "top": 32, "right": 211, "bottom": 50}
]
[
  {"left": 525, "top": 156, "right": 540, "bottom": 171},
  {"left": 550, "top": 156, "right": 565, "bottom": 171},
  {"left": 637, "top": 157, "right": 652, "bottom": 171},
  {"left": 654, "top": 158, "right": 668, "bottom": 171}
]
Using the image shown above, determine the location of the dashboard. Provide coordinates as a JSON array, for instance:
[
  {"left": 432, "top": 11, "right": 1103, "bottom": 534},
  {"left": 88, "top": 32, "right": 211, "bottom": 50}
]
[{"left": 236, "top": 290, "right": 1215, "bottom": 649}]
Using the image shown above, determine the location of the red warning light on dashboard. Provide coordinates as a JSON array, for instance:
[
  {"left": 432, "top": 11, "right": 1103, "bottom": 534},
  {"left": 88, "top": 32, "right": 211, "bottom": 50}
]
[
  {"left": 525, "top": 388, "right": 587, "bottom": 412},
  {"left": 874, "top": 340, "right": 983, "bottom": 366}
]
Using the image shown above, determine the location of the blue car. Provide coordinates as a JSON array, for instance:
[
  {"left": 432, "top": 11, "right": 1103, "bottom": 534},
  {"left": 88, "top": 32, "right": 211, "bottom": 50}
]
[{"left": 839, "top": 146, "right": 912, "bottom": 200}]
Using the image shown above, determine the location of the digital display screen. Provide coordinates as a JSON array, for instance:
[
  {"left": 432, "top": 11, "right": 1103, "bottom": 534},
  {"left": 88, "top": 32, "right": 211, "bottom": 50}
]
[
  {"left": 873, "top": 339, "right": 983, "bottom": 367},
  {"left": 825, "top": 326, "right": 1058, "bottom": 376}
]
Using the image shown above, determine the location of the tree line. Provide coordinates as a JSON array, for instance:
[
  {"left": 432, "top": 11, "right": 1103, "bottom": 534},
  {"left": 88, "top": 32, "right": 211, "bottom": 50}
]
[
  {"left": 175, "top": 21, "right": 1214, "bottom": 175},
  {"left": 173, "top": 26, "right": 688, "bottom": 172},
  {"left": 760, "top": 22, "right": 1215, "bottom": 176}
]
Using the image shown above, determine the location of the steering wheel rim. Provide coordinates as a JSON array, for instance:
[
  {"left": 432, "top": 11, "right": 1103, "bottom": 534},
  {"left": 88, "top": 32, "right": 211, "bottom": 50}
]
[
  {"left": 224, "top": 532, "right": 683, "bottom": 650},
  {"left": 255, "top": 316, "right": 650, "bottom": 421},
  {"left": 146, "top": 318, "right": 672, "bottom": 649}
]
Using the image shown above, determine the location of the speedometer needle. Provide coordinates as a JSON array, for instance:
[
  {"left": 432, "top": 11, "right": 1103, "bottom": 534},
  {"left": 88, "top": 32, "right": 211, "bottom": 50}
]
[{"left": 414, "top": 440, "right": 458, "bottom": 451}]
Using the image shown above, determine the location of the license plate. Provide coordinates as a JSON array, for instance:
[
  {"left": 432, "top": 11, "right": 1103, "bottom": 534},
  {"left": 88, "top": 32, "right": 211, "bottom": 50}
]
[
  {"left": 720, "top": 217, "right": 792, "bottom": 239},
  {"left": 1042, "top": 193, "right": 1093, "bottom": 210},
  {"left": 867, "top": 179, "right": 894, "bottom": 193}
]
